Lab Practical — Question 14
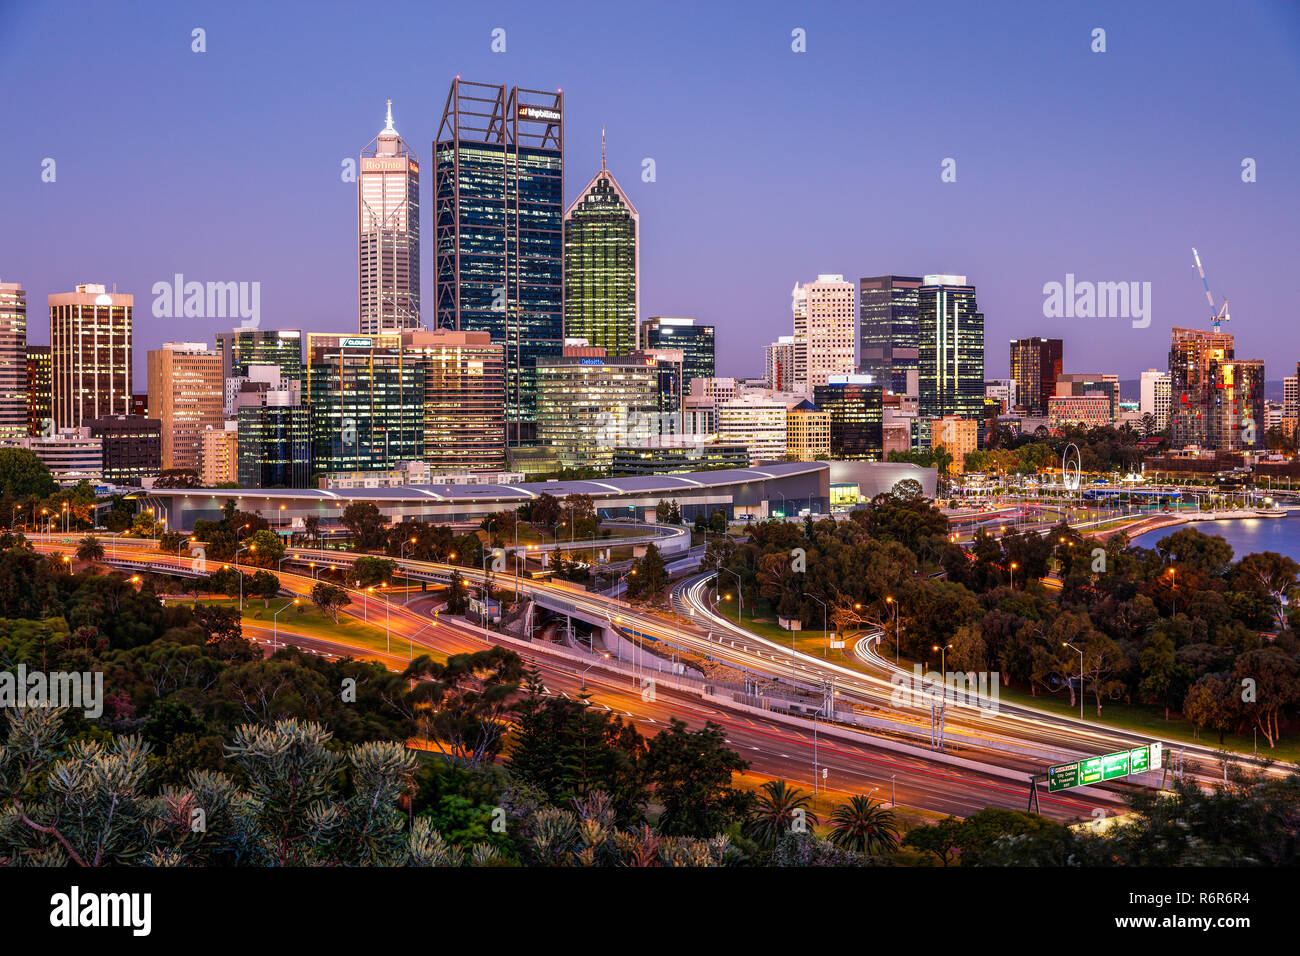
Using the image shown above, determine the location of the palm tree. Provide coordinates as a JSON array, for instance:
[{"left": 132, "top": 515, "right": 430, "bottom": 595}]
[
  {"left": 745, "top": 779, "right": 818, "bottom": 848},
  {"left": 75, "top": 535, "right": 105, "bottom": 562},
  {"left": 829, "top": 794, "right": 900, "bottom": 854}
]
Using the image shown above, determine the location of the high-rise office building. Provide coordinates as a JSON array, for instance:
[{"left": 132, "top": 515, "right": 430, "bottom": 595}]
[
  {"left": 786, "top": 401, "right": 831, "bottom": 460},
  {"left": 1139, "top": 369, "right": 1172, "bottom": 431},
  {"left": 401, "top": 329, "right": 507, "bottom": 472},
  {"left": 359, "top": 101, "right": 420, "bottom": 334},
  {"left": 147, "top": 343, "right": 224, "bottom": 473},
  {"left": 49, "top": 284, "right": 132, "bottom": 429},
  {"left": 216, "top": 329, "right": 304, "bottom": 416},
  {"left": 1009, "top": 337, "right": 1063, "bottom": 415},
  {"left": 917, "top": 275, "right": 984, "bottom": 421},
  {"left": 434, "top": 79, "right": 564, "bottom": 444},
  {"left": 216, "top": 329, "right": 303, "bottom": 381},
  {"left": 716, "top": 393, "right": 789, "bottom": 465},
  {"left": 640, "top": 317, "right": 715, "bottom": 385},
  {"left": 564, "top": 136, "right": 638, "bottom": 357},
  {"left": 305, "top": 333, "right": 423, "bottom": 478},
  {"left": 859, "top": 275, "right": 921, "bottom": 394},
  {"left": 535, "top": 345, "right": 662, "bottom": 469},
  {"left": 792, "top": 275, "right": 856, "bottom": 389},
  {"left": 814, "top": 375, "right": 884, "bottom": 461},
  {"left": 234, "top": 370, "right": 310, "bottom": 488},
  {"left": 88, "top": 415, "right": 162, "bottom": 486},
  {"left": 1168, "top": 327, "right": 1234, "bottom": 448},
  {"left": 25, "top": 345, "right": 51, "bottom": 436},
  {"left": 0, "top": 281, "right": 27, "bottom": 442}
]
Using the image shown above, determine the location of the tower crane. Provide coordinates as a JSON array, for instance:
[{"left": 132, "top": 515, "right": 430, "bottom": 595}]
[{"left": 1192, "top": 247, "right": 1230, "bottom": 333}]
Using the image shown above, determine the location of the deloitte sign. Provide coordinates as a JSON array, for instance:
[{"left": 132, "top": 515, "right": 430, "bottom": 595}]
[{"left": 1047, "top": 743, "right": 1162, "bottom": 793}]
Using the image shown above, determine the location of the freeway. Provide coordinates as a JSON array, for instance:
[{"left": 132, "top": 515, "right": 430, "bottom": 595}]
[
  {"left": 40, "top": 541, "right": 1124, "bottom": 822},
  {"left": 47, "top": 536, "right": 1254, "bottom": 792}
]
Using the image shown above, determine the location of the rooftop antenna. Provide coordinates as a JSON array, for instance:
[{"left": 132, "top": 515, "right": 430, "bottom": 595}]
[
  {"left": 601, "top": 125, "right": 606, "bottom": 171},
  {"left": 383, "top": 98, "right": 395, "bottom": 133}
]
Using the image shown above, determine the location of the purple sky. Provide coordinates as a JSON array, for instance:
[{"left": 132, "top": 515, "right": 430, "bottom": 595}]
[{"left": 2, "top": 0, "right": 1297, "bottom": 384}]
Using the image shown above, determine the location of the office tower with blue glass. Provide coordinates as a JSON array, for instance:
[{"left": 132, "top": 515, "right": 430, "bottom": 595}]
[
  {"left": 434, "top": 79, "right": 564, "bottom": 444},
  {"left": 858, "top": 275, "right": 921, "bottom": 396}
]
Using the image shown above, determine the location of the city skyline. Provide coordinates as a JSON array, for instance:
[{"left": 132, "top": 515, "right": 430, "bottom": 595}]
[{"left": 3, "top": 1, "right": 1296, "bottom": 384}]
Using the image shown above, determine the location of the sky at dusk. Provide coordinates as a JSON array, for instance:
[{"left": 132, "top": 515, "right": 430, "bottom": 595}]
[{"left": 2, "top": 0, "right": 1298, "bottom": 385}]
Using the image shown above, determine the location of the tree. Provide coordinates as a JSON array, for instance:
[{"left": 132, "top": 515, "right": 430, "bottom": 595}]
[
  {"left": 445, "top": 572, "right": 469, "bottom": 614},
  {"left": 353, "top": 555, "right": 397, "bottom": 588},
  {"left": 828, "top": 795, "right": 900, "bottom": 854},
  {"left": 342, "top": 502, "right": 388, "bottom": 551},
  {"left": 310, "top": 582, "right": 352, "bottom": 623},
  {"left": 508, "top": 678, "right": 648, "bottom": 825},
  {"left": 1233, "top": 648, "right": 1299, "bottom": 748},
  {"left": 399, "top": 648, "right": 526, "bottom": 768},
  {"left": 1234, "top": 552, "right": 1299, "bottom": 631},
  {"left": 1183, "top": 674, "right": 1236, "bottom": 745},
  {"left": 75, "top": 535, "right": 105, "bottom": 562},
  {"left": 643, "top": 719, "right": 751, "bottom": 837},
  {"left": 746, "top": 779, "right": 818, "bottom": 848},
  {"left": 902, "top": 816, "right": 962, "bottom": 866},
  {"left": 1137, "top": 631, "right": 1188, "bottom": 720},
  {"left": 626, "top": 543, "right": 667, "bottom": 601},
  {"left": 0, "top": 447, "right": 57, "bottom": 500},
  {"left": 249, "top": 570, "right": 281, "bottom": 608},
  {"left": 247, "top": 528, "right": 285, "bottom": 567}
]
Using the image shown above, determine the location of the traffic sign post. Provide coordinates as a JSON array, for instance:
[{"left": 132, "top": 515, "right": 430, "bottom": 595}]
[{"left": 1046, "top": 743, "right": 1162, "bottom": 794}]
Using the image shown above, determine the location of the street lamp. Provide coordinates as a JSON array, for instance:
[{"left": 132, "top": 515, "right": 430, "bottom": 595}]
[
  {"left": 885, "top": 595, "right": 900, "bottom": 664},
  {"left": 272, "top": 598, "right": 301, "bottom": 652},
  {"left": 581, "top": 653, "right": 610, "bottom": 693},
  {"left": 717, "top": 567, "right": 743, "bottom": 620},
  {"left": 400, "top": 537, "right": 417, "bottom": 603},
  {"left": 234, "top": 544, "right": 252, "bottom": 609},
  {"left": 1063, "top": 641, "right": 1084, "bottom": 720},
  {"left": 932, "top": 642, "right": 953, "bottom": 675},
  {"left": 1009, "top": 561, "right": 1018, "bottom": 589},
  {"left": 1166, "top": 567, "right": 1177, "bottom": 616}
]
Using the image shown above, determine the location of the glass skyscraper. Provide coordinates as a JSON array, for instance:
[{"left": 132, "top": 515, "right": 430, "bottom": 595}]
[
  {"left": 916, "top": 275, "right": 985, "bottom": 421},
  {"left": 1009, "top": 336, "right": 1063, "bottom": 416},
  {"left": 859, "top": 276, "right": 921, "bottom": 394},
  {"left": 305, "top": 333, "right": 423, "bottom": 478},
  {"left": 434, "top": 80, "right": 564, "bottom": 444},
  {"left": 813, "top": 376, "right": 884, "bottom": 461},
  {"left": 564, "top": 139, "right": 638, "bottom": 357},
  {"left": 216, "top": 329, "right": 303, "bottom": 380},
  {"left": 358, "top": 100, "right": 420, "bottom": 334},
  {"left": 640, "top": 316, "right": 715, "bottom": 386}
]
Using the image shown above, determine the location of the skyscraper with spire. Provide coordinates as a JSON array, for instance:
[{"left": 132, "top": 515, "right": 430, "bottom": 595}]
[
  {"left": 563, "top": 128, "right": 639, "bottom": 356},
  {"left": 358, "top": 100, "right": 420, "bottom": 334}
]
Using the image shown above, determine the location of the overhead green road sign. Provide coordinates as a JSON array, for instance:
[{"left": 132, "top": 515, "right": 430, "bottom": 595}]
[{"left": 1046, "top": 743, "right": 1162, "bottom": 793}]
